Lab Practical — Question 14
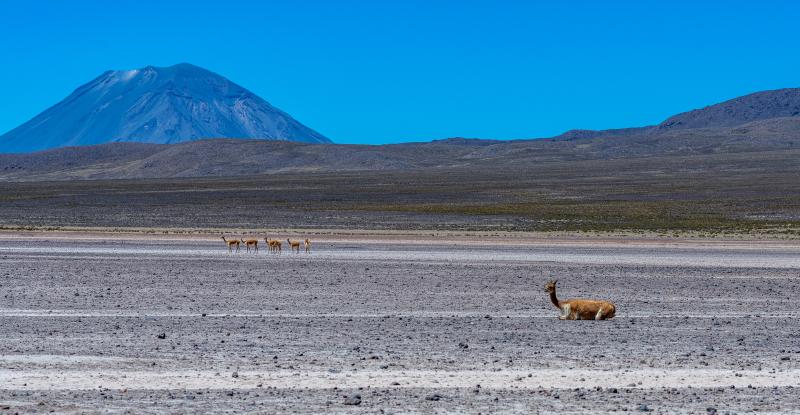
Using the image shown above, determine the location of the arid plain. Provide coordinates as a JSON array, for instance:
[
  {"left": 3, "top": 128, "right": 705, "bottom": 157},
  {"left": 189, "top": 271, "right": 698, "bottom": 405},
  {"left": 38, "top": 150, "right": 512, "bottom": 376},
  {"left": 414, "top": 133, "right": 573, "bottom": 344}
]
[
  {"left": 2, "top": 102, "right": 800, "bottom": 413},
  {"left": 1, "top": 232, "right": 799, "bottom": 413}
]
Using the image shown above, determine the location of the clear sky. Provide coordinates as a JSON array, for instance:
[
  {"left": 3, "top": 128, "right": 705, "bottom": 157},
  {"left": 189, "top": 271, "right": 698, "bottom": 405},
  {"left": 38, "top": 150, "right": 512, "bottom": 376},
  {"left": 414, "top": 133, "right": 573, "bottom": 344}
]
[{"left": 1, "top": 1, "right": 799, "bottom": 144}]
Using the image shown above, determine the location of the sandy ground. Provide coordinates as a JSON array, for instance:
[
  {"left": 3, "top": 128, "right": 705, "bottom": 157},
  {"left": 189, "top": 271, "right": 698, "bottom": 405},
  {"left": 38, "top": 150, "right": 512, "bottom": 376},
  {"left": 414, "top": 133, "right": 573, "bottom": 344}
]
[{"left": 1, "top": 233, "right": 800, "bottom": 413}]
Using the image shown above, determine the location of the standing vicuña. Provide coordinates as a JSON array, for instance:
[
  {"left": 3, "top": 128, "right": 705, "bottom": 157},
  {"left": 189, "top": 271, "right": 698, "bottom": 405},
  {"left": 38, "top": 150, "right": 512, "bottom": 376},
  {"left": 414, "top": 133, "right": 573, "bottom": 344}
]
[
  {"left": 241, "top": 238, "right": 259, "bottom": 253},
  {"left": 544, "top": 280, "right": 616, "bottom": 320},
  {"left": 287, "top": 239, "right": 301, "bottom": 253},
  {"left": 221, "top": 236, "right": 240, "bottom": 253},
  {"left": 304, "top": 238, "right": 311, "bottom": 254},
  {"left": 265, "top": 237, "right": 282, "bottom": 253}
]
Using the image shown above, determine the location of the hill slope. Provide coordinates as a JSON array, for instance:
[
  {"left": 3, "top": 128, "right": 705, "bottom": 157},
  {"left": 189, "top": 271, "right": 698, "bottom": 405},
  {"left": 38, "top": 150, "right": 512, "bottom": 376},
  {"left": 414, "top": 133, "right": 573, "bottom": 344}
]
[
  {"left": 0, "top": 63, "right": 330, "bottom": 153},
  {"left": 1, "top": 116, "right": 799, "bottom": 181},
  {"left": 556, "top": 87, "right": 800, "bottom": 140},
  {"left": 656, "top": 88, "right": 800, "bottom": 131}
]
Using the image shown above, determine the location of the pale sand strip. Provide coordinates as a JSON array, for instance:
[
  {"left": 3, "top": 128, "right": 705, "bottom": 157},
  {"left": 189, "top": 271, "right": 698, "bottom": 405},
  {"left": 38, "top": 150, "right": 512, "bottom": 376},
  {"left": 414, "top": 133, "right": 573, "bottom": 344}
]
[
  {"left": 1, "top": 368, "right": 799, "bottom": 391},
  {"left": 2, "top": 246, "right": 799, "bottom": 268}
]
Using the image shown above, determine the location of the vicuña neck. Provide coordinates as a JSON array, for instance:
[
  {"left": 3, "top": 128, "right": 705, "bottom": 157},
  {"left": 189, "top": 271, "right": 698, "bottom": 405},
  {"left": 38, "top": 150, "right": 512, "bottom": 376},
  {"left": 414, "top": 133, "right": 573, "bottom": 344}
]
[{"left": 549, "top": 290, "right": 560, "bottom": 308}]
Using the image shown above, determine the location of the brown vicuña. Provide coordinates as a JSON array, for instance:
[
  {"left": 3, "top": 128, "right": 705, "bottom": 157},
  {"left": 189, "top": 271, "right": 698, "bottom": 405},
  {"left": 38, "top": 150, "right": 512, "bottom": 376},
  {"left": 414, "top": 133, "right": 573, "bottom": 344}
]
[
  {"left": 304, "top": 238, "right": 311, "bottom": 254},
  {"left": 265, "top": 237, "right": 282, "bottom": 253},
  {"left": 287, "top": 238, "right": 301, "bottom": 253},
  {"left": 544, "top": 280, "right": 616, "bottom": 320},
  {"left": 221, "top": 236, "right": 240, "bottom": 253},
  {"left": 241, "top": 238, "right": 259, "bottom": 253}
]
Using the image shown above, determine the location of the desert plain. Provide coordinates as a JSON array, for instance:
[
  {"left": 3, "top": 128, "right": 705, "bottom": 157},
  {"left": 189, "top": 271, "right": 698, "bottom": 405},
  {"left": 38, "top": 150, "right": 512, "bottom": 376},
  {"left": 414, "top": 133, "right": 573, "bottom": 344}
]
[{"left": 1, "top": 231, "right": 799, "bottom": 414}]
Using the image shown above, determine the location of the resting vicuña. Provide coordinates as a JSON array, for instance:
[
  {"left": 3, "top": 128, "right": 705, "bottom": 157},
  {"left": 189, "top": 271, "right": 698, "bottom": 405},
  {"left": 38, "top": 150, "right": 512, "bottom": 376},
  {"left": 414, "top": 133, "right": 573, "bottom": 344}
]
[{"left": 544, "top": 280, "right": 616, "bottom": 320}]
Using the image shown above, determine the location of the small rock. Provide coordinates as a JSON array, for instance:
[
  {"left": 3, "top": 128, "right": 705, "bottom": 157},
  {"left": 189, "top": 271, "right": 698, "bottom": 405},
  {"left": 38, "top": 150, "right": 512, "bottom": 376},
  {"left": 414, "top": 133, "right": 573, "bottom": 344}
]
[
  {"left": 707, "top": 407, "right": 718, "bottom": 414},
  {"left": 231, "top": 372, "right": 239, "bottom": 378},
  {"left": 425, "top": 394, "right": 442, "bottom": 401},
  {"left": 343, "top": 394, "right": 362, "bottom": 405},
  {"left": 156, "top": 333, "right": 166, "bottom": 339},
  {"left": 637, "top": 403, "right": 652, "bottom": 412}
]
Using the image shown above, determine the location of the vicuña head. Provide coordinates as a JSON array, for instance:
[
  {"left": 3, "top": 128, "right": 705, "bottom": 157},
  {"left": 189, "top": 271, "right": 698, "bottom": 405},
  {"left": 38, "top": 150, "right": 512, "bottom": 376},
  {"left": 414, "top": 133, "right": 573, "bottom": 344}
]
[{"left": 545, "top": 279, "right": 615, "bottom": 321}]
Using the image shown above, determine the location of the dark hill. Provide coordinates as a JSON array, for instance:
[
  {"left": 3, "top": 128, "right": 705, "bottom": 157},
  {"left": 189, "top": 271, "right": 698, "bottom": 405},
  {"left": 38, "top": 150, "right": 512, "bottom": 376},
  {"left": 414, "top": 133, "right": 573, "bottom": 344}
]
[
  {"left": 555, "top": 87, "right": 800, "bottom": 140},
  {"left": 2, "top": 116, "right": 799, "bottom": 181}
]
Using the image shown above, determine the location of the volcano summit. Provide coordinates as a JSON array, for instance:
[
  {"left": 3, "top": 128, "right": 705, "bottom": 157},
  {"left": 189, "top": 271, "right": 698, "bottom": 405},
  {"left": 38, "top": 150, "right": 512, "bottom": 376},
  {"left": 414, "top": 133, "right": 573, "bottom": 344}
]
[{"left": 0, "top": 63, "right": 330, "bottom": 153}]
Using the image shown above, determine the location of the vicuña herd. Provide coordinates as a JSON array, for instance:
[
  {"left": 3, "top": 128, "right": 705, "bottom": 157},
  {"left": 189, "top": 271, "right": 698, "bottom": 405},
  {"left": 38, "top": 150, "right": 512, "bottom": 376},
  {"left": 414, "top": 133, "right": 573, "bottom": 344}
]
[
  {"left": 221, "top": 237, "right": 615, "bottom": 320},
  {"left": 221, "top": 236, "right": 311, "bottom": 254}
]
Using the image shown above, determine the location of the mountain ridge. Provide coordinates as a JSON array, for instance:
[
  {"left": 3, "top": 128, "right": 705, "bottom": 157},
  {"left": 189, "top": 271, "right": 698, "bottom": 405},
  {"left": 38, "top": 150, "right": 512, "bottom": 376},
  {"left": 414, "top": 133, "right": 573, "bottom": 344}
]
[
  {"left": 2, "top": 116, "right": 799, "bottom": 181},
  {"left": 555, "top": 87, "right": 800, "bottom": 140},
  {"left": 0, "top": 63, "right": 330, "bottom": 152},
  {"left": 2, "top": 81, "right": 800, "bottom": 180}
]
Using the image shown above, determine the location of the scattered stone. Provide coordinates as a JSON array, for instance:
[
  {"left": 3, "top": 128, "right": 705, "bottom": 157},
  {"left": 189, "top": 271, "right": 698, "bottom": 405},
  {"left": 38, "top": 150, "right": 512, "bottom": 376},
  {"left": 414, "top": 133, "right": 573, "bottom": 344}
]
[
  {"left": 425, "top": 394, "right": 442, "bottom": 401},
  {"left": 156, "top": 333, "right": 166, "bottom": 339},
  {"left": 343, "top": 395, "right": 362, "bottom": 405}
]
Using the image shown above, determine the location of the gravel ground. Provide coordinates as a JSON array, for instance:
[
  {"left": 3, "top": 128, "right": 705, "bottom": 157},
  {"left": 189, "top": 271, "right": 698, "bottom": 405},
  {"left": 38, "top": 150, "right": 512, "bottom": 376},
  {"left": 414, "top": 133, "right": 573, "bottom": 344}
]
[{"left": 1, "top": 234, "right": 800, "bottom": 414}]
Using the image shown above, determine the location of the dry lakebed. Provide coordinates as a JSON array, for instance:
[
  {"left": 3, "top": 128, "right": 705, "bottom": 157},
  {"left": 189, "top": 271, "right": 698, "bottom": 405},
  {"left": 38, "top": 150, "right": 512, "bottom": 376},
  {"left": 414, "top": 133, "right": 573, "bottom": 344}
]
[{"left": 1, "top": 232, "right": 799, "bottom": 413}]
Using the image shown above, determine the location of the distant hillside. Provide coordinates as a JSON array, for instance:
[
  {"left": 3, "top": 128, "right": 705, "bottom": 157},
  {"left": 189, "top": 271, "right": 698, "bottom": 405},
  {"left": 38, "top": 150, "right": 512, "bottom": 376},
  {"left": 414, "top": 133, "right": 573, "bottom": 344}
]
[
  {"left": 0, "top": 63, "right": 330, "bottom": 153},
  {"left": 556, "top": 87, "right": 800, "bottom": 140},
  {"left": 2, "top": 116, "right": 799, "bottom": 181},
  {"left": 2, "top": 86, "right": 800, "bottom": 180},
  {"left": 656, "top": 88, "right": 800, "bottom": 131}
]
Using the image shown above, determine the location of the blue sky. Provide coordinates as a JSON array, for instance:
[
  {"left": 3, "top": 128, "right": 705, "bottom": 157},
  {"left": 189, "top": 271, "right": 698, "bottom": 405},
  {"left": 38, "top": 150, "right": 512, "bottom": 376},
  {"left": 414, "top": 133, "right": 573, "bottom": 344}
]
[{"left": 1, "top": 1, "right": 799, "bottom": 144}]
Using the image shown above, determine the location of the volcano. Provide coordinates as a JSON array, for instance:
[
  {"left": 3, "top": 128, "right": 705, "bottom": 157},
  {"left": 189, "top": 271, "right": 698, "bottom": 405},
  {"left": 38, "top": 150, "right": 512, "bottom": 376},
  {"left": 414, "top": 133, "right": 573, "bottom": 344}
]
[{"left": 0, "top": 63, "right": 330, "bottom": 153}]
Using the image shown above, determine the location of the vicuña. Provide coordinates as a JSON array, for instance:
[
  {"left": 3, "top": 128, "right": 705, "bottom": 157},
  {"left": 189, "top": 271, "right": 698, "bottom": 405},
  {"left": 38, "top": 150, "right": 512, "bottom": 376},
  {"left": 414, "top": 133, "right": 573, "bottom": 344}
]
[
  {"left": 221, "top": 236, "right": 240, "bottom": 253},
  {"left": 544, "top": 280, "right": 616, "bottom": 320},
  {"left": 241, "top": 238, "right": 259, "bottom": 253},
  {"left": 287, "top": 239, "right": 301, "bottom": 253}
]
